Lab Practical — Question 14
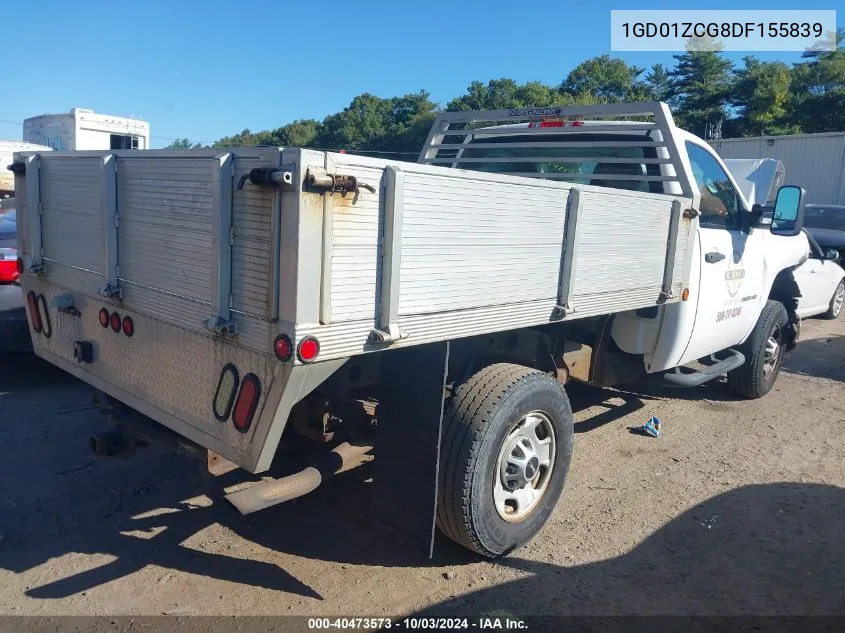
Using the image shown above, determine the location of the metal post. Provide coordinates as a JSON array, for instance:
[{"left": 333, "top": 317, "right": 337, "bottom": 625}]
[
  {"left": 99, "top": 154, "right": 120, "bottom": 298},
  {"left": 371, "top": 165, "right": 406, "bottom": 344},
  {"left": 555, "top": 187, "right": 583, "bottom": 317},
  {"left": 205, "top": 153, "right": 237, "bottom": 335},
  {"left": 660, "top": 200, "right": 683, "bottom": 301},
  {"left": 25, "top": 155, "right": 44, "bottom": 274}
]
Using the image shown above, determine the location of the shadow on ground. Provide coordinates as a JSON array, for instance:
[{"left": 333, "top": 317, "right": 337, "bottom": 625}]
[
  {"left": 781, "top": 334, "right": 845, "bottom": 383},
  {"left": 0, "top": 285, "right": 31, "bottom": 353},
  {"left": 417, "top": 482, "right": 845, "bottom": 617},
  {"left": 1, "top": 327, "right": 842, "bottom": 609}
]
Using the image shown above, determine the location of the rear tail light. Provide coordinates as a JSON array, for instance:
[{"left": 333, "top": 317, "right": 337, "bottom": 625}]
[
  {"left": 37, "top": 294, "right": 52, "bottom": 338},
  {"left": 297, "top": 336, "right": 320, "bottom": 363},
  {"left": 122, "top": 316, "right": 134, "bottom": 337},
  {"left": 213, "top": 364, "right": 239, "bottom": 422},
  {"left": 231, "top": 373, "right": 261, "bottom": 433},
  {"left": 110, "top": 311, "right": 121, "bottom": 332},
  {"left": 274, "top": 334, "right": 293, "bottom": 362},
  {"left": 26, "top": 291, "right": 42, "bottom": 333},
  {"left": 99, "top": 308, "right": 110, "bottom": 327}
]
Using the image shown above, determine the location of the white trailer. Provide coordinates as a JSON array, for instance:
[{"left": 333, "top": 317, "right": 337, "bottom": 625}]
[
  {"left": 23, "top": 108, "right": 150, "bottom": 151},
  {"left": 14, "top": 103, "right": 811, "bottom": 558}
]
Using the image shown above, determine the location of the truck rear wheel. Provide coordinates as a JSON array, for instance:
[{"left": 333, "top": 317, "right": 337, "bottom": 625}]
[
  {"left": 727, "top": 300, "right": 788, "bottom": 399},
  {"left": 437, "top": 363, "right": 574, "bottom": 557}
]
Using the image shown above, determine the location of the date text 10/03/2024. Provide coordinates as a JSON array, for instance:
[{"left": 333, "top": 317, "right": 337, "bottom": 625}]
[{"left": 307, "top": 617, "right": 529, "bottom": 630}]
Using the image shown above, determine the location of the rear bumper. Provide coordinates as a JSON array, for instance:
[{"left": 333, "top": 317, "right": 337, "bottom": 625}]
[{"left": 33, "top": 345, "right": 246, "bottom": 464}]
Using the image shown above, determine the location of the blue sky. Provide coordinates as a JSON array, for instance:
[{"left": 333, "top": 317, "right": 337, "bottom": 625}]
[{"left": 1, "top": 0, "right": 839, "bottom": 148}]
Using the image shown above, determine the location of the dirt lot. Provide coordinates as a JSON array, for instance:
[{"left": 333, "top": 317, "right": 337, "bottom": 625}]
[{"left": 0, "top": 316, "right": 843, "bottom": 619}]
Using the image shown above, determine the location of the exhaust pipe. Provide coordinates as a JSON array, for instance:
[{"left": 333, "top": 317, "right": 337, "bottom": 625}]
[{"left": 225, "top": 441, "right": 373, "bottom": 515}]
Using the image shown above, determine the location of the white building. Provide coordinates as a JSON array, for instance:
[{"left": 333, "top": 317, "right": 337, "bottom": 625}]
[
  {"left": 710, "top": 132, "right": 845, "bottom": 205},
  {"left": 23, "top": 108, "right": 150, "bottom": 151},
  {"left": 0, "top": 140, "right": 52, "bottom": 196}
]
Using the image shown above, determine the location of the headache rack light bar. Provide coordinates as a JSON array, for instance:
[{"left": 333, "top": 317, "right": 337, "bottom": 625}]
[{"left": 418, "top": 101, "right": 695, "bottom": 199}]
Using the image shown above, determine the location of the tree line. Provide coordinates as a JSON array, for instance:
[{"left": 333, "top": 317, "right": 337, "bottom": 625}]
[{"left": 167, "top": 32, "right": 844, "bottom": 156}]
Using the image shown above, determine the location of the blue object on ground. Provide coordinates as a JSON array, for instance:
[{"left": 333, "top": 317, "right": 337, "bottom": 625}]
[{"left": 629, "top": 416, "right": 661, "bottom": 438}]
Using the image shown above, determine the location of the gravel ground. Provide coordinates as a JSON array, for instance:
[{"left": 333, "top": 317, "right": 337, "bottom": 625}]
[{"left": 0, "top": 316, "right": 843, "bottom": 618}]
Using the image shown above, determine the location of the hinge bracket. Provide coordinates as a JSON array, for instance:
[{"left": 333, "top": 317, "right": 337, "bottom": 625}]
[
  {"left": 370, "top": 324, "right": 407, "bottom": 345},
  {"left": 99, "top": 283, "right": 122, "bottom": 299},
  {"left": 552, "top": 303, "right": 574, "bottom": 318},
  {"left": 204, "top": 315, "right": 238, "bottom": 337}
]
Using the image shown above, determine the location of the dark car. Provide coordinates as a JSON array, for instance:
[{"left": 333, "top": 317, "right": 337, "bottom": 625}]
[{"left": 803, "top": 204, "right": 845, "bottom": 261}]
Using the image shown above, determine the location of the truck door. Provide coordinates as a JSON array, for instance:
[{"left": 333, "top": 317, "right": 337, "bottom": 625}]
[{"left": 677, "top": 142, "right": 766, "bottom": 365}]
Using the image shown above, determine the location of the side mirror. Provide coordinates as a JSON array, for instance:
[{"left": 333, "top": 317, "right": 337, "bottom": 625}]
[
  {"left": 769, "top": 185, "right": 806, "bottom": 237},
  {"left": 824, "top": 248, "right": 840, "bottom": 262}
]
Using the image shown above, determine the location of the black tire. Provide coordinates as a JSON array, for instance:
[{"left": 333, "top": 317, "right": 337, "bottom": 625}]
[
  {"left": 437, "top": 363, "right": 574, "bottom": 558},
  {"left": 822, "top": 279, "right": 844, "bottom": 320},
  {"left": 727, "top": 300, "right": 788, "bottom": 399}
]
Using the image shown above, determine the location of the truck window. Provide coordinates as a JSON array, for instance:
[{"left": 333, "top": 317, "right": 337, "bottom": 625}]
[
  {"left": 459, "top": 133, "right": 661, "bottom": 193},
  {"left": 685, "top": 142, "right": 741, "bottom": 229}
]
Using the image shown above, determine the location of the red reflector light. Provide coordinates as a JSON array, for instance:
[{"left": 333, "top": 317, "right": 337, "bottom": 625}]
[
  {"left": 99, "top": 308, "right": 110, "bottom": 327},
  {"left": 571, "top": 120, "right": 584, "bottom": 126},
  {"left": 539, "top": 120, "right": 564, "bottom": 128},
  {"left": 110, "top": 312, "right": 121, "bottom": 332},
  {"left": 122, "top": 316, "right": 134, "bottom": 337},
  {"left": 213, "top": 364, "right": 239, "bottom": 422},
  {"left": 26, "top": 291, "right": 42, "bottom": 334},
  {"left": 274, "top": 334, "right": 293, "bottom": 361},
  {"left": 37, "top": 294, "right": 52, "bottom": 338},
  {"left": 297, "top": 337, "right": 320, "bottom": 363},
  {"left": 232, "top": 373, "right": 261, "bottom": 433}
]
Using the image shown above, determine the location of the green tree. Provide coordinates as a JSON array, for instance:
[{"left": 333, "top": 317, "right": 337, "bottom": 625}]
[
  {"left": 645, "top": 63, "right": 672, "bottom": 102},
  {"left": 447, "top": 78, "right": 522, "bottom": 111},
  {"left": 212, "top": 129, "right": 261, "bottom": 147},
  {"left": 275, "top": 119, "right": 320, "bottom": 147},
  {"left": 669, "top": 48, "right": 734, "bottom": 136},
  {"left": 733, "top": 57, "right": 795, "bottom": 135},
  {"left": 165, "top": 138, "right": 203, "bottom": 149},
  {"left": 315, "top": 90, "right": 438, "bottom": 158},
  {"left": 560, "top": 55, "right": 646, "bottom": 102},
  {"left": 788, "top": 28, "right": 845, "bottom": 133}
]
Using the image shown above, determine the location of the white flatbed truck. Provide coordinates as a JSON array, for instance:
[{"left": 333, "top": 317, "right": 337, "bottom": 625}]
[{"left": 12, "top": 103, "right": 810, "bottom": 557}]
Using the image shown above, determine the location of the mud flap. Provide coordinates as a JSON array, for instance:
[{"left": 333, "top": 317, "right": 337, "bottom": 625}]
[{"left": 372, "top": 341, "right": 449, "bottom": 559}]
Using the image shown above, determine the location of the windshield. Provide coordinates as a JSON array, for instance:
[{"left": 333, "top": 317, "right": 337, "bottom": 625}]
[
  {"left": 457, "top": 132, "right": 661, "bottom": 193},
  {"left": 803, "top": 206, "right": 845, "bottom": 231}
]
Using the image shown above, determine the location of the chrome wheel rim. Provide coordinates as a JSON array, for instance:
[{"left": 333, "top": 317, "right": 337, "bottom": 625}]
[
  {"left": 763, "top": 323, "right": 783, "bottom": 382},
  {"left": 493, "top": 411, "right": 556, "bottom": 522},
  {"left": 832, "top": 283, "right": 844, "bottom": 318}
]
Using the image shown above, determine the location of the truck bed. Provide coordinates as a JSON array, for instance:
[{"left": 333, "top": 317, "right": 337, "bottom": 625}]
[{"left": 15, "top": 146, "right": 694, "bottom": 472}]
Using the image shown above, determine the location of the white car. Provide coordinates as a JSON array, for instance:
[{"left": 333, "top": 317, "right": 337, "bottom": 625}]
[{"left": 795, "top": 230, "right": 845, "bottom": 319}]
